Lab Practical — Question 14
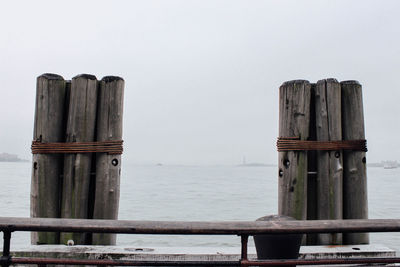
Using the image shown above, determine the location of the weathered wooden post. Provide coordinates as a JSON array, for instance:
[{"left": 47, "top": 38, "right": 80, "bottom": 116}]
[
  {"left": 278, "top": 80, "right": 311, "bottom": 222},
  {"left": 31, "top": 74, "right": 67, "bottom": 244},
  {"left": 315, "top": 79, "right": 343, "bottom": 245},
  {"left": 277, "top": 78, "right": 368, "bottom": 246},
  {"left": 341, "top": 80, "right": 369, "bottom": 245},
  {"left": 92, "top": 76, "right": 124, "bottom": 245},
  {"left": 60, "top": 74, "right": 98, "bottom": 245},
  {"left": 306, "top": 83, "right": 318, "bottom": 245}
]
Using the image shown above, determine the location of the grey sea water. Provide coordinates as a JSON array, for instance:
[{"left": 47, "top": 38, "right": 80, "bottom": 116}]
[{"left": 0, "top": 162, "right": 399, "bottom": 250}]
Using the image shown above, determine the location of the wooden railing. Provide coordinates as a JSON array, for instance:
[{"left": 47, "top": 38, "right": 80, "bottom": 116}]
[{"left": 1, "top": 217, "right": 400, "bottom": 266}]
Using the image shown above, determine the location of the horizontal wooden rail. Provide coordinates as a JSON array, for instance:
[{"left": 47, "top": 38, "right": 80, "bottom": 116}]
[
  {"left": 2, "top": 217, "right": 400, "bottom": 266},
  {"left": 1, "top": 217, "right": 400, "bottom": 234}
]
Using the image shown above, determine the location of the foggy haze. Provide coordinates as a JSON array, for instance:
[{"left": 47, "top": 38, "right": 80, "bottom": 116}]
[{"left": 1, "top": 0, "right": 399, "bottom": 165}]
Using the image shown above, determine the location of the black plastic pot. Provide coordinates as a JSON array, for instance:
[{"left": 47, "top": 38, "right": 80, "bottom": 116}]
[{"left": 253, "top": 215, "right": 303, "bottom": 267}]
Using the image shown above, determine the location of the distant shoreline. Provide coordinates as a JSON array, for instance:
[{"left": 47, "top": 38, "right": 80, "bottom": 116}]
[
  {"left": 0, "top": 153, "right": 29, "bottom": 163},
  {"left": 0, "top": 159, "right": 29, "bottom": 163},
  {"left": 236, "top": 163, "right": 276, "bottom": 167}
]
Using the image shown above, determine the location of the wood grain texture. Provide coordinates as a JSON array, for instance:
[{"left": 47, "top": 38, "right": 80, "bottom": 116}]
[
  {"left": 315, "top": 79, "right": 343, "bottom": 245},
  {"left": 306, "top": 83, "right": 317, "bottom": 245},
  {"left": 60, "top": 74, "right": 98, "bottom": 245},
  {"left": 31, "top": 74, "right": 67, "bottom": 244},
  {"left": 92, "top": 76, "right": 124, "bottom": 245},
  {"left": 2, "top": 217, "right": 400, "bottom": 235},
  {"left": 341, "top": 81, "right": 369, "bottom": 245},
  {"left": 278, "top": 80, "right": 311, "bottom": 222}
]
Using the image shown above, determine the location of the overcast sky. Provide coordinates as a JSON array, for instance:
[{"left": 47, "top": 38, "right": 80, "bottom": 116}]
[{"left": 1, "top": 0, "right": 399, "bottom": 165}]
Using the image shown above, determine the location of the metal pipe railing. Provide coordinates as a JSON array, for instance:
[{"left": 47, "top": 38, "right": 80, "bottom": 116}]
[
  {"left": 2, "top": 217, "right": 400, "bottom": 266},
  {"left": 2, "top": 217, "right": 400, "bottom": 234}
]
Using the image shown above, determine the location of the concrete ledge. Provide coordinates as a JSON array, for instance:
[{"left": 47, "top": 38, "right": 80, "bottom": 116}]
[
  {"left": 300, "top": 244, "right": 396, "bottom": 260},
  {"left": 9, "top": 244, "right": 396, "bottom": 262}
]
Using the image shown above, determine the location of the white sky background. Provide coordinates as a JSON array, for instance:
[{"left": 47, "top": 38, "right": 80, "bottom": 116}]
[{"left": 0, "top": 0, "right": 399, "bottom": 165}]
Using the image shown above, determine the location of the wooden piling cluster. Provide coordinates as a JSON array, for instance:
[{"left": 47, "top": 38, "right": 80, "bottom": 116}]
[
  {"left": 31, "top": 73, "right": 124, "bottom": 245},
  {"left": 278, "top": 79, "right": 368, "bottom": 245}
]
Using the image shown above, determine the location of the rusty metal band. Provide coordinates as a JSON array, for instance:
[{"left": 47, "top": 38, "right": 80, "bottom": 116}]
[
  {"left": 31, "top": 140, "right": 123, "bottom": 155},
  {"left": 277, "top": 137, "right": 367, "bottom": 152}
]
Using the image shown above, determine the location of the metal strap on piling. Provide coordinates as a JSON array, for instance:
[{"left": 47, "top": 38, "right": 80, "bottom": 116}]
[
  {"left": 31, "top": 140, "right": 123, "bottom": 155},
  {"left": 277, "top": 137, "right": 367, "bottom": 152}
]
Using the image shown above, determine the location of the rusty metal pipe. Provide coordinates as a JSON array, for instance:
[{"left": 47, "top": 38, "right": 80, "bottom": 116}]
[
  {"left": 11, "top": 257, "right": 238, "bottom": 266},
  {"left": 10, "top": 257, "right": 400, "bottom": 266},
  {"left": 240, "top": 235, "right": 248, "bottom": 260},
  {"left": 2, "top": 231, "right": 11, "bottom": 257},
  {"left": 1, "top": 231, "right": 11, "bottom": 267},
  {"left": 241, "top": 257, "right": 400, "bottom": 266}
]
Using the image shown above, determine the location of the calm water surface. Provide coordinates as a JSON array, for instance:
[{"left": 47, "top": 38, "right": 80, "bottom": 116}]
[{"left": 0, "top": 162, "right": 399, "bottom": 250}]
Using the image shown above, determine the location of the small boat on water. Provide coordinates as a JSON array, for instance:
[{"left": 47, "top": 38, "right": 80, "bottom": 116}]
[{"left": 383, "top": 161, "right": 398, "bottom": 169}]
